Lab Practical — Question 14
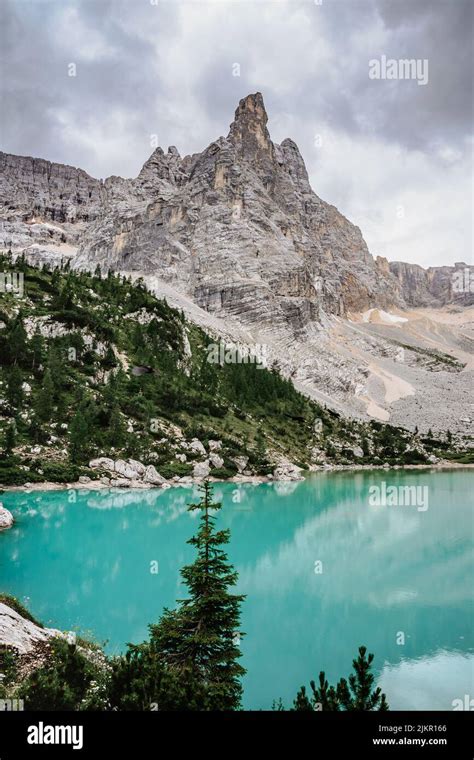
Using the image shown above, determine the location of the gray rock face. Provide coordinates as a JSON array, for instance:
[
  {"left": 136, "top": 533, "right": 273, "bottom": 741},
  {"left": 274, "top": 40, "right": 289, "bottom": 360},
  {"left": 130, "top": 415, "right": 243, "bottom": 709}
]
[
  {"left": 0, "top": 151, "right": 103, "bottom": 224},
  {"left": 1, "top": 93, "right": 468, "bottom": 323},
  {"left": 390, "top": 261, "right": 474, "bottom": 307},
  {"left": 0, "top": 602, "right": 61, "bottom": 655},
  {"left": 71, "top": 93, "right": 407, "bottom": 328}
]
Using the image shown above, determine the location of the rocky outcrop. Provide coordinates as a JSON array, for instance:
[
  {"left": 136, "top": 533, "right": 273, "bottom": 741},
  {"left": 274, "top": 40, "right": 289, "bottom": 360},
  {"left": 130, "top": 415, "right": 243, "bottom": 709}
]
[
  {"left": 88, "top": 458, "right": 166, "bottom": 487},
  {"left": 0, "top": 504, "right": 14, "bottom": 530},
  {"left": 389, "top": 261, "right": 474, "bottom": 307},
  {"left": 0, "top": 602, "right": 61, "bottom": 655},
  {"left": 272, "top": 460, "right": 304, "bottom": 481},
  {"left": 0, "top": 151, "right": 104, "bottom": 224}
]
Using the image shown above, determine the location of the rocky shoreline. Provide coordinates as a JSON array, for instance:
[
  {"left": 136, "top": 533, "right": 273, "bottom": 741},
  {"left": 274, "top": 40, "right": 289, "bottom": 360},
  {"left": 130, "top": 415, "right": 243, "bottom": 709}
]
[{"left": 1, "top": 461, "right": 472, "bottom": 494}]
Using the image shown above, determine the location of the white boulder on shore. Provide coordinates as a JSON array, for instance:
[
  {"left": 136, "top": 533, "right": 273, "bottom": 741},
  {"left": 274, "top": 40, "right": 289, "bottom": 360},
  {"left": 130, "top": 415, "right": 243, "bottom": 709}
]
[
  {"left": 193, "top": 460, "right": 211, "bottom": 479},
  {"left": 209, "top": 452, "right": 224, "bottom": 470},
  {"left": 272, "top": 460, "right": 304, "bottom": 481},
  {"left": 143, "top": 465, "right": 166, "bottom": 485},
  {"left": 0, "top": 503, "right": 14, "bottom": 530},
  {"left": 88, "top": 458, "right": 166, "bottom": 487}
]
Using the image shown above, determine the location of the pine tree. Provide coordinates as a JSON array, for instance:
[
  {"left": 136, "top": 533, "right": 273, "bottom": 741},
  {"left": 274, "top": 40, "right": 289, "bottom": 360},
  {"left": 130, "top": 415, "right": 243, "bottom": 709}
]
[
  {"left": 9, "top": 317, "right": 28, "bottom": 366},
  {"left": 69, "top": 404, "right": 90, "bottom": 464},
  {"left": 337, "top": 646, "right": 389, "bottom": 711},
  {"left": 30, "top": 331, "right": 44, "bottom": 371},
  {"left": 150, "top": 481, "right": 246, "bottom": 710},
  {"left": 293, "top": 646, "right": 388, "bottom": 712},
  {"left": 109, "top": 404, "right": 125, "bottom": 447},
  {"left": 5, "top": 365, "right": 23, "bottom": 408},
  {"left": 102, "top": 344, "right": 117, "bottom": 369},
  {"left": 254, "top": 430, "right": 268, "bottom": 470},
  {"left": 35, "top": 369, "right": 55, "bottom": 422},
  {"left": 4, "top": 420, "right": 17, "bottom": 455}
]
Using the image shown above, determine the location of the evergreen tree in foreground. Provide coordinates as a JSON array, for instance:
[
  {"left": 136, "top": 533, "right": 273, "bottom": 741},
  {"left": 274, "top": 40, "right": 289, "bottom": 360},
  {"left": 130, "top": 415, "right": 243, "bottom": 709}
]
[
  {"left": 149, "top": 481, "right": 246, "bottom": 710},
  {"left": 293, "top": 646, "right": 388, "bottom": 711}
]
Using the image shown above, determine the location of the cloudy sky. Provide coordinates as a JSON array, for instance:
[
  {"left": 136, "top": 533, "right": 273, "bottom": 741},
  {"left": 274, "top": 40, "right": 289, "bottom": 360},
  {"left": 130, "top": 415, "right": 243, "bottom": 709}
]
[{"left": 1, "top": 0, "right": 472, "bottom": 267}]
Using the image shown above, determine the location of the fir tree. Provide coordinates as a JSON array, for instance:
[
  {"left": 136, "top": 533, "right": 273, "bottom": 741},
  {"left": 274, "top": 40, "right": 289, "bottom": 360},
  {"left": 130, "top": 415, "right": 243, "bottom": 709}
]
[
  {"left": 9, "top": 317, "right": 28, "bottom": 366},
  {"left": 5, "top": 365, "right": 23, "bottom": 409},
  {"left": 150, "top": 481, "right": 246, "bottom": 710},
  {"left": 69, "top": 404, "right": 90, "bottom": 464},
  {"left": 35, "top": 369, "right": 55, "bottom": 422},
  {"left": 293, "top": 646, "right": 388, "bottom": 712},
  {"left": 361, "top": 437, "right": 370, "bottom": 457},
  {"left": 337, "top": 646, "right": 389, "bottom": 711},
  {"left": 30, "top": 331, "right": 45, "bottom": 371},
  {"left": 108, "top": 404, "right": 126, "bottom": 448},
  {"left": 4, "top": 420, "right": 17, "bottom": 455}
]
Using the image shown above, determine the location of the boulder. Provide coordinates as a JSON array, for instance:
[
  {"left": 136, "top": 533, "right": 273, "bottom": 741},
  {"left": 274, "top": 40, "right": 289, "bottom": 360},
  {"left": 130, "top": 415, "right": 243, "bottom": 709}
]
[
  {"left": 188, "top": 439, "right": 207, "bottom": 456},
  {"left": 352, "top": 446, "right": 364, "bottom": 458},
  {"left": 78, "top": 475, "right": 91, "bottom": 484},
  {"left": 176, "top": 453, "right": 187, "bottom": 463},
  {"left": 193, "top": 460, "right": 211, "bottom": 479},
  {"left": 209, "top": 452, "right": 224, "bottom": 469},
  {"left": 126, "top": 458, "right": 146, "bottom": 476},
  {"left": 233, "top": 455, "right": 249, "bottom": 473},
  {"left": 110, "top": 478, "right": 132, "bottom": 488},
  {"left": 142, "top": 465, "right": 166, "bottom": 486},
  {"left": 272, "top": 460, "right": 304, "bottom": 481},
  {"left": 208, "top": 440, "right": 222, "bottom": 451},
  {"left": 89, "top": 457, "right": 114, "bottom": 471},
  {"left": 114, "top": 459, "right": 143, "bottom": 479},
  {"left": 0, "top": 504, "right": 14, "bottom": 531},
  {"left": 0, "top": 601, "right": 62, "bottom": 655}
]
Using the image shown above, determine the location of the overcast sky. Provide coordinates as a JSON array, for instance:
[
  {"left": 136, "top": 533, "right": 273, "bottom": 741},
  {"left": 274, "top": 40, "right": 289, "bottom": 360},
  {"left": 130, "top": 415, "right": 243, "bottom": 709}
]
[{"left": 1, "top": 0, "right": 472, "bottom": 267}]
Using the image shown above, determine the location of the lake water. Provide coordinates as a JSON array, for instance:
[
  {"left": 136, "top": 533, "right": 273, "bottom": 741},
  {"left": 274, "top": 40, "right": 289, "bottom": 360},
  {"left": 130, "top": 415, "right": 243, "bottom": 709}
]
[{"left": 1, "top": 470, "right": 473, "bottom": 710}]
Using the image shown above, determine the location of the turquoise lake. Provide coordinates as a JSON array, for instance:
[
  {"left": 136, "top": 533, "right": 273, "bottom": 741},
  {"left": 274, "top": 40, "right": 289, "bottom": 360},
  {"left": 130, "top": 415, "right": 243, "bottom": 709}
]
[{"left": 1, "top": 470, "right": 473, "bottom": 710}]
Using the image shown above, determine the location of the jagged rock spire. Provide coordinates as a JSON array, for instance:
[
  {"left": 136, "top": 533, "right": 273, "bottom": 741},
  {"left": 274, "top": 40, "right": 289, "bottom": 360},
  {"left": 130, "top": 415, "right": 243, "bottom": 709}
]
[{"left": 227, "top": 92, "right": 272, "bottom": 160}]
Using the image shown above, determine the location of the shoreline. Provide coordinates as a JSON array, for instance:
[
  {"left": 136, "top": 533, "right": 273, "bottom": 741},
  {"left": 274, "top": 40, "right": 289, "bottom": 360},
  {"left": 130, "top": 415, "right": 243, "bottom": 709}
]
[{"left": 2, "top": 461, "right": 473, "bottom": 493}]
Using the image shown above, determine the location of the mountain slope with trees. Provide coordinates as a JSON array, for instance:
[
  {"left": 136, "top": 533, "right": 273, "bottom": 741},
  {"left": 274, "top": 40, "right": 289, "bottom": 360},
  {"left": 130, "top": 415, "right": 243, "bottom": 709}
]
[{"left": 0, "top": 253, "right": 470, "bottom": 486}]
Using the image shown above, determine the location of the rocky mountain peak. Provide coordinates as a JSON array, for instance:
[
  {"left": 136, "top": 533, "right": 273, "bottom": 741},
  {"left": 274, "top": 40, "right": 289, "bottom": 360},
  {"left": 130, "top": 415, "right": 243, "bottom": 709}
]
[{"left": 227, "top": 92, "right": 272, "bottom": 160}]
